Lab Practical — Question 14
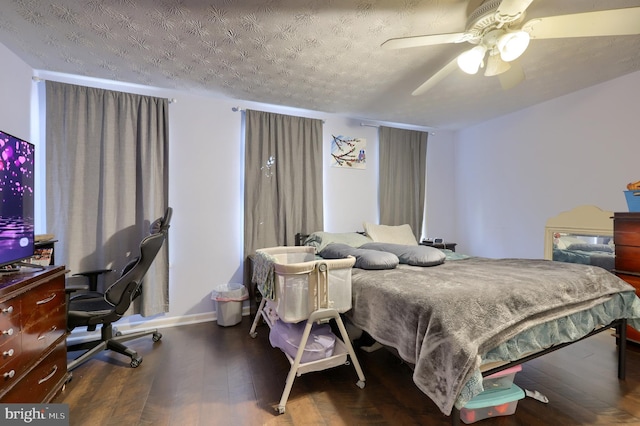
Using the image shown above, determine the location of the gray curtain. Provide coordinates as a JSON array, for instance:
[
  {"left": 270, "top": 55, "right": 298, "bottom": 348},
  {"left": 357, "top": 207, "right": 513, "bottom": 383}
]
[
  {"left": 45, "top": 81, "right": 169, "bottom": 317},
  {"left": 244, "top": 109, "right": 323, "bottom": 256},
  {"left": 378, "top": 126, "right": 428, "bottom": 240}
]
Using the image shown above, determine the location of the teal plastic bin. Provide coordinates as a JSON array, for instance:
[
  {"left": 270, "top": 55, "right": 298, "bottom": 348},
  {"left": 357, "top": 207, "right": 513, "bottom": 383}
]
[{"left": 460, "top": 384, "right": 525, "bottom": 424}]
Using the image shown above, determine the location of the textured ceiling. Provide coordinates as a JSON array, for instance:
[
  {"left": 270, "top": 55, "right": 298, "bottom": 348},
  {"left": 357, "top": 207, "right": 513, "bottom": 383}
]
[{"left": 0, "top": 0, "right": 639, "bottom": 129}]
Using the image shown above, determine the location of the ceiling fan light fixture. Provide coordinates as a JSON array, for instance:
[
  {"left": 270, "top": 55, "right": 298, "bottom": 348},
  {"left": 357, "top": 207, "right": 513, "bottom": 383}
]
[
  {"left": 484, "top": 53, "right": 511, "bottom": 76},
  {"left": 497, "top": 30, "right": 530, "bottom": 62},
  {"left": 457, "top": 45, "right": 487, "bottom": 74}
]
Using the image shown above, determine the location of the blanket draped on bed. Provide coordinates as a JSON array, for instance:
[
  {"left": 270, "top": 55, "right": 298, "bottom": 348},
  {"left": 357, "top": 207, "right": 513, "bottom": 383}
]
[
  {"left": 252, "top": 250, "right": 277, "bottom": 300},
  {"left": 346, "top": 257, "right": 640, "bottom": 415}
]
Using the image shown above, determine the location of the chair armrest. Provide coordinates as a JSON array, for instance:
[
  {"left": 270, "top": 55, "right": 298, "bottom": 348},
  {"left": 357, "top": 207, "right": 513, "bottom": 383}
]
[
  {"left": 73, "top": 268, "right": 114, "bottom": 278},
  {"left": 65, "top": 283, "right": 90, "bottom": 293},
  {"left": 72, "top": 268, "right": 115, "bottom": 291}
]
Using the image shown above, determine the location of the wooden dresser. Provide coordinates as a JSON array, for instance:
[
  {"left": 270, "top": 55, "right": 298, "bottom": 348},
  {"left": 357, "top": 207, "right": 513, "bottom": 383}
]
[
  {"left": 0, "top": 266, "right": 68, "bottom": 402},
  {"left": 613, "top": 212, "right": 640, "bottom": 344}
]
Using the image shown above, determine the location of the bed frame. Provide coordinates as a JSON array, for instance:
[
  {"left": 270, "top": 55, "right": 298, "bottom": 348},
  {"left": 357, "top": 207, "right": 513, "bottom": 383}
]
[
  {"left": 294, "top": 232, "right": 629, "bottom": 425},
  {"left": 448, "top": 319, "right": 627, "bottom": 425}
]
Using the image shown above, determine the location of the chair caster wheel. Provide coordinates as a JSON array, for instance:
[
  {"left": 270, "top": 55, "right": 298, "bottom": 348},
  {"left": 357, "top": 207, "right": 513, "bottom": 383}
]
[
  {"left": 130, "top": 356, "right": 142, "bottom": 368},
  {"left": 152, "top": 332, "right": 162, "bottom": 342}
]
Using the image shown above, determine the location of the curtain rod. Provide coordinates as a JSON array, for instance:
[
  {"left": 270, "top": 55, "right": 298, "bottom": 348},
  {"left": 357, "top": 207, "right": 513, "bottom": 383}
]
[
  {"left": 361, "top": 122, "right": 436, "bottom": 135},
  {"left": 232, "top": 107, "right": 326, "bottom": 123},
  {"left": 31, "top": 76, "right": 178, "bottom": 103}
]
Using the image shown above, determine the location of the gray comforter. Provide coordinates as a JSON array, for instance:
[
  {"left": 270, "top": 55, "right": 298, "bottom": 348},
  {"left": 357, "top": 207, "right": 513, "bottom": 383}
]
[{"left": 346, "top": 257, "right": 640, "bottom": 415}]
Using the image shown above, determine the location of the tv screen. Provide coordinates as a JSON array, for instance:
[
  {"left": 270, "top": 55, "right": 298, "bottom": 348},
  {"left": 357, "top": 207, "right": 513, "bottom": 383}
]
[{"left": 0, "top": 130, "right": 35, "bottom": 268}]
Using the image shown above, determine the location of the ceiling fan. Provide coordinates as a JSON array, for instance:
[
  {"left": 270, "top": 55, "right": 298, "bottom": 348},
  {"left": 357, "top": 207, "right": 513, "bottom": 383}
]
[{"left": 382, "top": 0, "right": 640, "bottom": 95}]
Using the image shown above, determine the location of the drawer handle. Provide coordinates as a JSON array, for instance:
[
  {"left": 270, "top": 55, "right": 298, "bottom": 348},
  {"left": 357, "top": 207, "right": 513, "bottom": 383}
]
[
  {"left": 36, "top": 293, "right": 57, "bottom": 305},
  {"left": 2, "top": 348, "right": 14, "bottom": 358},
  {"left": 37, "top": 364, "right": 58, "bottom": 385},
  {"left": 37, "top": 326, "right": 57, "bottom": 341},
  {"left": 1, "top": 328, "right": 14, "bottom": 336},
  {"left": 1, "top": 306, "right": 13, "bottom": 314},
  {"left": 3, "top": 369, "right": 15, "bottom": 379}
]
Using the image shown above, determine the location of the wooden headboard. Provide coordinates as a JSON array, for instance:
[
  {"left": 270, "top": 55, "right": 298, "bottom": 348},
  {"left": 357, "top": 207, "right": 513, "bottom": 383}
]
[
  {"left": 543, "top": 205, "right": 614, "bottom": 260},
  {"left": 295, "top": 233, "right": 309, "bottom": 246}
]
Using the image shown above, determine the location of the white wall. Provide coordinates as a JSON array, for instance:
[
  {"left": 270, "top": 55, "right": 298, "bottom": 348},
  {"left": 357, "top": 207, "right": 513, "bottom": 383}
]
[
  {"left": 163, "top": 96, "right": 394, "bottom": 317},
  {"left": 0, "top": 43, "right": 47, "bottom": 232},
  {"left": 165, "top": 93, "right": 245, "bottom": 317},
  {"left": 3, "top": 44, "right": 451, "bottom": 326},
  {"left": 9, "top": 37, "right": 638, "bottom": 325},
  {"left": 322, "top": 118, "right": 380, "bottom": 232},
  {"left": 164, "top": 98, "right": 449, "bottom": 318},
  {"left": 0, "top": 44, "right": 32, "bottom": 139},
  {"left": 455, "top": 70, "right": 640, "bottom": 259},
  {"left": 426, "top": 131, "right": 457, "bottom": 242}
]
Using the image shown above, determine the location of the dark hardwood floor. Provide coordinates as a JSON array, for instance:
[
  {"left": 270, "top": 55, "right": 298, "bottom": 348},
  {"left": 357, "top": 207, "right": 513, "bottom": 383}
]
[{"left": 54, "top": 317, "right": 640, "bottom": 426}]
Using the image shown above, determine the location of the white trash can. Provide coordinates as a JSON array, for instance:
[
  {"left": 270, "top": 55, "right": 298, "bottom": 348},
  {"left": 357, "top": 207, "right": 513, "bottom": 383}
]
[{"left": 211, "top": 283, "right": 249, "bottom": 327}]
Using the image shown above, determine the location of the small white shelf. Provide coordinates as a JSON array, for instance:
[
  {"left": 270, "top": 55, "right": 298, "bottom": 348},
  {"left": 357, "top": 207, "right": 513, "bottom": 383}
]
[
  {"left": 249, "top": 298, "right": 366, "bottom": 414},
  {"left": 288, "top": 337, "right": 349, "bottom": 376}
]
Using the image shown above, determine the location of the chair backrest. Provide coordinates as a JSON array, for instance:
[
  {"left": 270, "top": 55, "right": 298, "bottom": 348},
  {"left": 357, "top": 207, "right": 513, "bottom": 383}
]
[{"left": 104, "top": 207, "right": 172, "bottom": 314}]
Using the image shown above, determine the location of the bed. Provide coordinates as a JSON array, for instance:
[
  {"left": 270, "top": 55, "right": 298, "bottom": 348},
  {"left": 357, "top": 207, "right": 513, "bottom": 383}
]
[{"left": 296, "top": 220, "right": 640, "bottom": 425}]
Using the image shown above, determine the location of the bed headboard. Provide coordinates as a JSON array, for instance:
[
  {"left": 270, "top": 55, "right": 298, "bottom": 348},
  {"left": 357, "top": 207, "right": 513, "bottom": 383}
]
[
  {"left": 295, "top": 233, "right": 308, "bottom": 246},
  {"left": 543, "top": 205, "right": 614, "bottom": 260}
]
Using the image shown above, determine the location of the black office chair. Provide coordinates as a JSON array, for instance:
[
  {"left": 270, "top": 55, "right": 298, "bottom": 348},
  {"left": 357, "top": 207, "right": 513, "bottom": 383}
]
[{"left": 66, "top": 207, "right": 172, "bottom": 371}]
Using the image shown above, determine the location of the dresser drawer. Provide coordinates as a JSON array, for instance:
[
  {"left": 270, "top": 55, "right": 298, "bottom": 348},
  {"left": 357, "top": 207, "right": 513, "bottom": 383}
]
[
  {"left": 0, "top": 299, "right": 20, "bottom": 347},
  {"left": 21, "top": 278, "right": 65, "bottom": 355},
  {"left": 0, "top": 333, "right": 22, "bottom": 370},
  {"left": 616, "top": 273, "right": 640, "bottom": 344},
  {"left": 616, "top": 272, "right": 640, "bottom": 293},
  {"left": 615, "top": 245, "right": 640, "bottom": 273},
  {"left": 0, "top": 299, "right": 20, "bottom": 330},
  {"left": 0, "top": 296, "right": 22, "bottom": 374},
  {"left": 0, "top": 339, "right": 67, "bottom": 403},
  {"left": 22, "top": 305, "right": 66, "bottom": 358},
  {"left": 0, "top": 267, "right": 67, "bottom": 403},
  {"left": 0, "top": 323, "right": 20, "bottom": 356},
  {"left": 614, "top": 216, "right": 640, "bottom": 246},
  {"left": 0, "top": 337, "right": 21, "bottom": 364},
  {"left": 21, "top": 277, "right": 64, "bottom": 321}
]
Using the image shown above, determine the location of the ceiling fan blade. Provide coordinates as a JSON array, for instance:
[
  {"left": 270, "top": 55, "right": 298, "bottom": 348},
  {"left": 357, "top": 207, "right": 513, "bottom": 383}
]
[
  {"left": 498, "top": 59, "right": 525, "bottom": 90},
  {"left": 381, "top": 32, "right": 469, "bottom": 50},
  {"left": 496, "top": 0, "right": 534, "bottom": 23},
  {"left": 523, "top": 7, "right": 640, "bottom": 39},
  {"left": 485, "top": 54, "right": 511, "bottom": 77},
  {"left": 412, "top": 57, "right": 460, "bottom": 96}
]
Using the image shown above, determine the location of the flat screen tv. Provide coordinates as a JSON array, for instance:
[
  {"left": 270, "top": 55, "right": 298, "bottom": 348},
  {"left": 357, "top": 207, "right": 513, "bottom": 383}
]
[{"left": 0, "top": 130, "right": 35, "bottom": 268}]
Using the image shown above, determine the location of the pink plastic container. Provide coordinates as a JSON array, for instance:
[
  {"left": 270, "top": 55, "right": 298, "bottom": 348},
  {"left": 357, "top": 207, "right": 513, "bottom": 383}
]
[{"left": 482, "top": 364, "right": 522, "bottom": 391}]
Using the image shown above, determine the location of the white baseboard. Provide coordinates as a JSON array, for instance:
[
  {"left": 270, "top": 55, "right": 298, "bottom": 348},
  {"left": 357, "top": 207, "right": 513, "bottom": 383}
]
[{"left": 67, "top": 305, "right": 251, "bottom": 345}]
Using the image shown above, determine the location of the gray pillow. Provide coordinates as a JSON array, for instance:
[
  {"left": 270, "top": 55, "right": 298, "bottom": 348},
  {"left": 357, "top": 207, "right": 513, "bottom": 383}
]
[
  {"left": 361, "top": 242, "right": 446, "bottom": 267},
  {"left": 319, "top": 243, "right": 399, "bottom": 270},
  {"left": 565, "top": 243, "right": 614, "bottom": 253}
]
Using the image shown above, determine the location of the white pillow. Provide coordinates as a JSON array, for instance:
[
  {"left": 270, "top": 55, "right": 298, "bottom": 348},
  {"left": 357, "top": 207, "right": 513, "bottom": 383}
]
[
  {"left": 304, "top": 232, "right": 372, "bottom": 252},
  {"left": 363, "top": 223, "right": 418, "bottom": 246}
]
